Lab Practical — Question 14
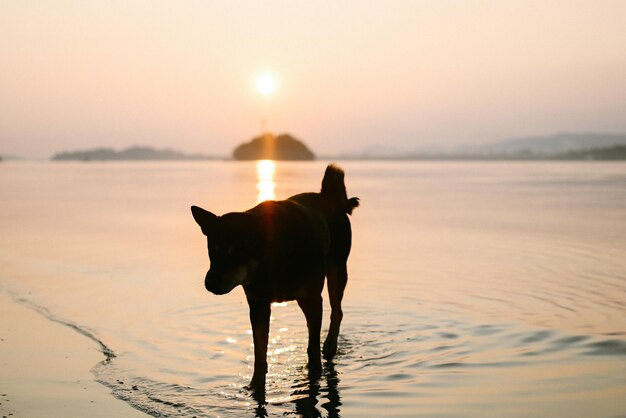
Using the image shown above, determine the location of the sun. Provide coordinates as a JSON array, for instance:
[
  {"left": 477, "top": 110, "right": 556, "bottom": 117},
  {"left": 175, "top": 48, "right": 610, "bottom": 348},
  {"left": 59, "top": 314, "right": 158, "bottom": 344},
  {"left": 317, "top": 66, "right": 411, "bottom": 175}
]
[{"left": 256, "top": 73, "right": 276, "bottom": 96}]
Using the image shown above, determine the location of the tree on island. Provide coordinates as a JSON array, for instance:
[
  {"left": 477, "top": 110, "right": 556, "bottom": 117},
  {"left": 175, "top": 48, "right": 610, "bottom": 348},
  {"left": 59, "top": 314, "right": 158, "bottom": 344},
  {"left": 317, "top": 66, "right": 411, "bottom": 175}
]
[{"left": 233, "top": 133, "right": 315, "bottom": 160}]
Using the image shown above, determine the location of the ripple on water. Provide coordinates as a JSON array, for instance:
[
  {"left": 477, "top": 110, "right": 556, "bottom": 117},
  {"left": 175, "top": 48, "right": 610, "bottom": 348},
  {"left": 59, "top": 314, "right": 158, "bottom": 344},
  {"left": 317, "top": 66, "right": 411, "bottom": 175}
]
[
  {"left": 89, "top": 301, "right": 626, "bottom": 418},
  {"left": 583, "top": 339, "right": 626, "bottom": 356}
]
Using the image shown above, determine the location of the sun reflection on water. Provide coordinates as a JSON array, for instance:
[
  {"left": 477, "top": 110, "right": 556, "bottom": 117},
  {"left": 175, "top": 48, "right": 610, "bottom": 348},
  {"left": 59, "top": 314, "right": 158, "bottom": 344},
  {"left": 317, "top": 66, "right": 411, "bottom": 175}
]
[
  {"left": 250, "top": 159, "right": 342, "bottom": 414},
  {"left": 256, "top": 160, "right": 276, "bottom": 203}
]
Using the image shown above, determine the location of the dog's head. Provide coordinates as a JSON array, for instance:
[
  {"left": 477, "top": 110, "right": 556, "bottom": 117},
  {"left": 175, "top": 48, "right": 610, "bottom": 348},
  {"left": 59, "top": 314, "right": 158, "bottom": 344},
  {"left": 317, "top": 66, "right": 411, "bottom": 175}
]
[{"left": 191, "top": 205, "right": 262, "bottom": 295}]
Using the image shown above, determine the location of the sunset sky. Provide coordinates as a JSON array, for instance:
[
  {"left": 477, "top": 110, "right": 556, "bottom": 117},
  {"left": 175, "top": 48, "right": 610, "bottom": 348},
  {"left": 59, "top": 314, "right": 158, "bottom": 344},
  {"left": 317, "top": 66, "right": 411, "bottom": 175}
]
[{"left": 1, "top": 1, "right": 625, "bottom": 158}]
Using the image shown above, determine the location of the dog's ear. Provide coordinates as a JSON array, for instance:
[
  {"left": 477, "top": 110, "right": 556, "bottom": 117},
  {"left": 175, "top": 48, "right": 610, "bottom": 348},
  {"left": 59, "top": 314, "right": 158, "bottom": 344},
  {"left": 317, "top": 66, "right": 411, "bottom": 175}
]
[{"left": 191, "top": 205, "right": 217, "bottom": 235}]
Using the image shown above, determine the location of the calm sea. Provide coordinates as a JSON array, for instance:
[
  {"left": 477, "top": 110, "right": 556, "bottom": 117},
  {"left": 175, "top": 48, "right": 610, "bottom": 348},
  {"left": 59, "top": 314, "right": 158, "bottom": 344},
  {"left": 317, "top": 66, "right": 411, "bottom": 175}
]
[{"left": 1, "top": 161, "right": 625, "bottom": 417}]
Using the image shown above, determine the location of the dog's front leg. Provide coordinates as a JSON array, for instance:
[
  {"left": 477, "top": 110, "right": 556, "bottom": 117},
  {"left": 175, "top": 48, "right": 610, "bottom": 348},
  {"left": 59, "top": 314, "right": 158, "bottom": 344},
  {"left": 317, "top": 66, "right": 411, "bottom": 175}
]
[{"left": 247, "top": 299, "right": 271, "bottom": 392}]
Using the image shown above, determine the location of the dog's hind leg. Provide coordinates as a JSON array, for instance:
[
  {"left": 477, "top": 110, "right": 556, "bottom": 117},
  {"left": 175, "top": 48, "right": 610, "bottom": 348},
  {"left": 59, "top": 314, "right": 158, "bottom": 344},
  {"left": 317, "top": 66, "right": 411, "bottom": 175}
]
[
  {"left": 298, "top": 295, "right": 323, "bottom": 375},
  {"left": 247, "top": 299, "right": 271, "bottom": 392},
  {"left": 323, "top": 263, "right": 347, "bottom": 359}
]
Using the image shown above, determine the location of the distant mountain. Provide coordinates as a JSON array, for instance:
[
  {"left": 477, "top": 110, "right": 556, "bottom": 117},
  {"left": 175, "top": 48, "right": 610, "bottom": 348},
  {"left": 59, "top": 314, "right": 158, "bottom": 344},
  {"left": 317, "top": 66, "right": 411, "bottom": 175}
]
[
  {"left": 233, "top": 133, "right": 315, "bottom": 160},
  {"left": 52, "top": 146, "right": 215, "bottom": 161},
  {"left": 332, "top": 133, "right": 626, "bottom": 160},
  {"left": 553, "top": 145, "right": 626, "bottom": 160},
  {"left": 464, "top": 133, "right": 626, "bottom": 155}
]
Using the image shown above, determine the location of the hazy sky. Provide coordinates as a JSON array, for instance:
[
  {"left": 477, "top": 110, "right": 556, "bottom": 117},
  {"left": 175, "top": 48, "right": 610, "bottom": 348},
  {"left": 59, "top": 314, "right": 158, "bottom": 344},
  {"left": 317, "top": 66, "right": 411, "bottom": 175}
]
[{"left": 1, "top": 1, "right": 626, "bottom": 158}]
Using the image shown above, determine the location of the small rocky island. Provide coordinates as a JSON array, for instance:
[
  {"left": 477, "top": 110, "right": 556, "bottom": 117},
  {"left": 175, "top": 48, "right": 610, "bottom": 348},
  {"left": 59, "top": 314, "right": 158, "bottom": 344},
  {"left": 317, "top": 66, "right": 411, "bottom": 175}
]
[
  {"left": 233, "top": 133, "right": 315, "bottom": 160},
  {"left": 52, "top": 146, "right": 213, "bottom": 161}
]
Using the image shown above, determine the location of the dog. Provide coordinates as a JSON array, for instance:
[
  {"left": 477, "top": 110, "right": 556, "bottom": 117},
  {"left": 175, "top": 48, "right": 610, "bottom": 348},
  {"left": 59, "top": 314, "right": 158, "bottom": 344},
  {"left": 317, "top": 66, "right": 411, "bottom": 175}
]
[{"left": 191, "top": 164, "right": 358, "bottom": 391}]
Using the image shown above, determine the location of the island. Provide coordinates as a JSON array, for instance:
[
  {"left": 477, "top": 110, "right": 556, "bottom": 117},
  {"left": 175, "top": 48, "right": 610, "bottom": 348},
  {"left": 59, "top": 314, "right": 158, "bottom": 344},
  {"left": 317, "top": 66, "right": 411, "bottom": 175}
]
[
  {"left": 52, "top": 146, "right": 215, "bottom": 161},
  {"left": 233, "top": 133, "right": 315, "bottom": 161}
]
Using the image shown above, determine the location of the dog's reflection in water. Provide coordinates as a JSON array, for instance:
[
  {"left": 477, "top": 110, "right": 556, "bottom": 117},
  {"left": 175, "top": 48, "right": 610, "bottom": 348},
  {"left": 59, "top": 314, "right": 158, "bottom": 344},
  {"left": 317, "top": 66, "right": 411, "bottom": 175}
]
[{"left": 252, "top": 360, "right": 342, "bottom": 418}]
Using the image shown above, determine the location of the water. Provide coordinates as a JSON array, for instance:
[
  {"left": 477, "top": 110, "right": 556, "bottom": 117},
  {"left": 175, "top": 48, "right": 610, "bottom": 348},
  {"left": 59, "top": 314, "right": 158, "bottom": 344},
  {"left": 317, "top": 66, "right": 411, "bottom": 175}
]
[{"left": 1, "top": 161, "right": 625, "bottom": 417}]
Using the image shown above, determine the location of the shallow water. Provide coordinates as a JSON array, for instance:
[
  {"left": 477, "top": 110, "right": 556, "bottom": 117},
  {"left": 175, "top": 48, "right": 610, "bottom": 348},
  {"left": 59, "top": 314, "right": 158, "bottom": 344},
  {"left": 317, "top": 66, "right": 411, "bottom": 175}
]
[{"left": 1, "top": 161, "right": 625, "bottom": 417}]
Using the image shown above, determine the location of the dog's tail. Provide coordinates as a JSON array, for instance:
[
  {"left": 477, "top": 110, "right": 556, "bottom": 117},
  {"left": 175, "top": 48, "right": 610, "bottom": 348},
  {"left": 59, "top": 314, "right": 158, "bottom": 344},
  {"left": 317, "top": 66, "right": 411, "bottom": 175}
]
[{"left": 321, "top": 164, "right": 360, "bottom": 215}]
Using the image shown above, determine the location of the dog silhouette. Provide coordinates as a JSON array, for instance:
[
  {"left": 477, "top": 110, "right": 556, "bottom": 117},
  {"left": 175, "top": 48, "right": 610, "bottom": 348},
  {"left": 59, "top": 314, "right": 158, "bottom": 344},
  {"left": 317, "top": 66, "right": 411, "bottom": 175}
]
[{"left": 191, "top": 164, "right": 358, "bottom": 390}]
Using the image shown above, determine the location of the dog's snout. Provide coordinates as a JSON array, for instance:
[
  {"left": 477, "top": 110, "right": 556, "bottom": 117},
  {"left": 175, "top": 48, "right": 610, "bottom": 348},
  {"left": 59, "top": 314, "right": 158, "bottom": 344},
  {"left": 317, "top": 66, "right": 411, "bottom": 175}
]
[
  {"left": 204, "top": 271, "right": 219, "bottom": 293},
  {"left": 204, "top": 270, "right": 230, "bottom": 295}
]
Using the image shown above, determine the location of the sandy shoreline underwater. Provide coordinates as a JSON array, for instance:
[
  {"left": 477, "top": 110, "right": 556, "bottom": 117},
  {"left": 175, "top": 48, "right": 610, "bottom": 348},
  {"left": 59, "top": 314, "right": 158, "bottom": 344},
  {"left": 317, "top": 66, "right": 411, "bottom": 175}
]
[{"left": 0, "top": 291, "right": 147, "bottom": 418}]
